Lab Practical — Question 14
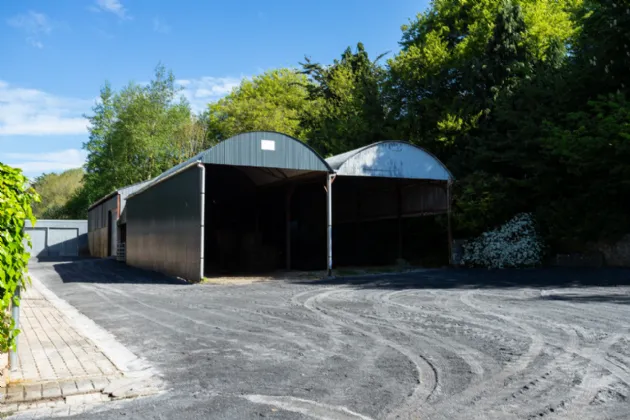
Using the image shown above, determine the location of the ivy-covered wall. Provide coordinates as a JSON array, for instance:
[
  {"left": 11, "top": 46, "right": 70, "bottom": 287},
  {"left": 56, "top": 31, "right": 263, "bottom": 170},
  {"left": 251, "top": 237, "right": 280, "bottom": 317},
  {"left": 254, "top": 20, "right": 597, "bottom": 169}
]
[{"left": 0, "top": 163, "right": 40, "bottom": 352}]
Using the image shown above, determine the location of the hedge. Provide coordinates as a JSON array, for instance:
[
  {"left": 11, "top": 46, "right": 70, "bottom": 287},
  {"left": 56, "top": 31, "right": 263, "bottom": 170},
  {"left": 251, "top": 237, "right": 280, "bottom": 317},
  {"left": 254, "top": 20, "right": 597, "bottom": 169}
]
[{"left": 0, "top": 163, "right": 39, "bottom": 352}]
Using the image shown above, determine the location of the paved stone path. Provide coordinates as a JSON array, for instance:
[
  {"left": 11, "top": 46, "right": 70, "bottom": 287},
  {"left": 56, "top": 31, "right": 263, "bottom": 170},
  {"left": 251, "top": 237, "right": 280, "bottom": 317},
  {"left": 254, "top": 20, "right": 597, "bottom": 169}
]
[
  {"left": 1, "top": 275, "right": 161, "bottom": 418},
  {"left": 14, "top": 286, "right": 121, "bottom": 383}
]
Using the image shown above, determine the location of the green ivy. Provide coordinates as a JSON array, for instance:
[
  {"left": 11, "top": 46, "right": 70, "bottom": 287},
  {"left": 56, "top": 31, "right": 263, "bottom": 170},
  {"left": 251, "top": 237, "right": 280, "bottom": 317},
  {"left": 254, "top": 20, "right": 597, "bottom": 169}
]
[{"left": 0, "top": 163, "right": 40, "bottom": 353}]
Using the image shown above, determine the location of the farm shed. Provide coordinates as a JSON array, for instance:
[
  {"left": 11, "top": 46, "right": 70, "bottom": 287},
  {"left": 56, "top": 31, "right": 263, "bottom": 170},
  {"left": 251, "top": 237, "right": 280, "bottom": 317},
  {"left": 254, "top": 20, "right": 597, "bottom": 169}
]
[
  {"left": 326, "top": 141, "right": 454, "bottom": 267},
  {"left": 124, "top": 132, "right": 454, "bottom": 282},
  {"left": 23, "top": 219, "right": 88, "bottom": 259},
  {"left": 125, "top": 132, "right": 333, "bottom": 281},
  {"left": 87, "top": 180, "right": 151, "bottom": 258}
]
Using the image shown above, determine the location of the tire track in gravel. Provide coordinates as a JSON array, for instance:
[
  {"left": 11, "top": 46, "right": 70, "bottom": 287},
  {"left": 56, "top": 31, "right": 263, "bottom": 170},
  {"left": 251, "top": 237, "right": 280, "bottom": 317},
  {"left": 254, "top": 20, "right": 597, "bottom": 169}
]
[
  {"left": 299, "top": 288, "right": 439, "bottom": 420},
  {"left": 556, "top": 333, "right": 623, "bottom": 420},
  {"left": 243, "top": 394, "right": 375, "bottom": 420},
  {"left": 384, "top": 289, "right": 530, "bottom": 338},
  {"left": 453, "top": 288, "right": 630, "bottom": 419},
  {"left": 424, "top": 289, "right": 547, "bottom": 418},
  {"left": 84, "top": 283, "right": 313, "bottom": 354},
  {"left": 382, "top": 290, "right": 501, "bottom": 381},
  {"left": 459, "top": 291, "right": 585, "bottom": 418},
  {"left": 355, "top": 290, "right": 491, "bottom": 402}
]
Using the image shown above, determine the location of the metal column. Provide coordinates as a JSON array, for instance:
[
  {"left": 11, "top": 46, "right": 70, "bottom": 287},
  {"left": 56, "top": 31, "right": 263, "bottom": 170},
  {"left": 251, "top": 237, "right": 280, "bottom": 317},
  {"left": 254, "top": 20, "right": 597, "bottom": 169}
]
[
  {"left": 285, "top": 185, "right": 295, "bottom": 270},
  {"left": 199, "top": 163, "right": 206, "bottom": 280},
  {"left": 326, "top": 174, "right": 334, "bottom": 277},
  {"left": 447, "top": 181, "right": 453, "bottom": 266}
]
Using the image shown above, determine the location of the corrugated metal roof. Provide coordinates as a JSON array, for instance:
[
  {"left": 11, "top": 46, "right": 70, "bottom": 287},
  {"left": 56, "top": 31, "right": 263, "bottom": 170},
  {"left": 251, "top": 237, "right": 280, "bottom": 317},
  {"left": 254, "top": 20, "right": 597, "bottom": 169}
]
[
  {"left": 326, "top": 141, "right": 453, "bottom": 181},
  {"left": 88, "top": 179, "right": 154, "bottom": 211},
  {"left": 128, "top": 132, "right": 333, "bottom": 200}
]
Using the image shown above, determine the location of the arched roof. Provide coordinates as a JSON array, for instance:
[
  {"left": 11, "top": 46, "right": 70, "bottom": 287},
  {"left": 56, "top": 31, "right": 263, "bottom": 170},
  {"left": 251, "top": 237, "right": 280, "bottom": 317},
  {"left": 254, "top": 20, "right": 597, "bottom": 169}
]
[
  {"left": 201, "top": 131, "right": 332, "bottom": 172},
  {"left": 129, "top": 132, "right": 333, "bottom": 198},
  {"left": 326, "top": 141, "right": 453, "bottom": 181}
]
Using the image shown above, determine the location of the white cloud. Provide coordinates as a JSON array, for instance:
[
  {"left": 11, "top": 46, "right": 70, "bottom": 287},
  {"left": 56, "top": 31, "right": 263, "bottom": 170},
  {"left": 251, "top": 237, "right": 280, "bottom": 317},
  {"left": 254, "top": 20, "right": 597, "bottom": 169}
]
[
  {"left": 94, "top": 0, "right": 130, "bottom": 20},
  {"left": 0, "top": 80, "right": 92, "bottom": 136},
  {"left": 7, "top": 11, "right": 52, "bottom": 48},
  {"left": 178, "top": 77, "right": 243, "bottom": 113},
  {"left": 5, "top": 149, "right": 87, "bottom": 174},
  {"left": 153, "top": 17, "right": 171, "bottom": 34}
]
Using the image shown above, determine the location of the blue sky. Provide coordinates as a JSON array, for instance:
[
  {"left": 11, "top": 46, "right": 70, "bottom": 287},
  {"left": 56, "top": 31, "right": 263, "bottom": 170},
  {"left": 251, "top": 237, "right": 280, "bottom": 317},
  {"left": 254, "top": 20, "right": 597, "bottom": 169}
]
[{"left": 1, "top": 0, "right": 429, "bottom": 178}]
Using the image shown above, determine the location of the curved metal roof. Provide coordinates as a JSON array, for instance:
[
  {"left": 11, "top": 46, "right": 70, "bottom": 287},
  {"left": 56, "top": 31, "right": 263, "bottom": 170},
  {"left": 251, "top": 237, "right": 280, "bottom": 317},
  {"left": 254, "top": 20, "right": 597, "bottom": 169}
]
[
  {"left": 128, "top": 131, "right": 333, "bottom": 199},
  {"left": 326, "top": 141, "right": 453, "bottom": 181}
]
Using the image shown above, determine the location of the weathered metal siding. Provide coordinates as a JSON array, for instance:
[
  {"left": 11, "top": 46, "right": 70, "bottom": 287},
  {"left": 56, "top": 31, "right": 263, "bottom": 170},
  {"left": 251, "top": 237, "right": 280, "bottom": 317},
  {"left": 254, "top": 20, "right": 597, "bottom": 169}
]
[
  {"left": 118, "top": 180, "right": 152, "bottom": 214},
  {"left": 23, "top": 219, "right": 88, "bottom": 258},
  {"left": 87, "top": 194, "right": 118, "bottom": 258},
  {"left": 333, "top": 179, "right": 448, "bottom": 223},
  {"left": 126, "top": 165, "right": 203, "bottom": 282}
]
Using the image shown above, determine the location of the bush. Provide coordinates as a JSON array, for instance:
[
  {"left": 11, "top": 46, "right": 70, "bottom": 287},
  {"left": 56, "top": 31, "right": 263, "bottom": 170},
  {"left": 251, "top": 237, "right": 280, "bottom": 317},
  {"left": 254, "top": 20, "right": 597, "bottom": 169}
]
[
  {"left": 461, "top": 213, "right": 544, "bottom": 269},
  {"left": 0, "top": 163, "right": 39, "bottom": 352}
]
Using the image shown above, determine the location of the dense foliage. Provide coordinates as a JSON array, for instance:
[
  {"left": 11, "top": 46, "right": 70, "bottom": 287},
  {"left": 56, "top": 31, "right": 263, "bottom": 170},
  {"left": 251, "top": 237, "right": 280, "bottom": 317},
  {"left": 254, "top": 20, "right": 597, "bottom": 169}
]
[
  {"left": 31, "top": 168, "right": 84, "bottom": 219},
  {"left": 0, "top": 163, "right": 39, "bottom": 352},
  {"left": 207, "top": 69, "right": 315, "bottom": 142},
  {"left": 67, "top": 0, "right": 628, "bottom": 254}
]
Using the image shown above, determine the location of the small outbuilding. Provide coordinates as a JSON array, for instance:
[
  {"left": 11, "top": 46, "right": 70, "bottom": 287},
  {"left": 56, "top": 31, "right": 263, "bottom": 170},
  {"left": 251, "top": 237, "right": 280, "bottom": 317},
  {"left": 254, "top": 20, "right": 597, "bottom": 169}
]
[
  {"left": 124, "top": 132, "right": 453, "bottom": 282},
  {"left": 87, "top": 180, "right": 151, "bottom": 258}
]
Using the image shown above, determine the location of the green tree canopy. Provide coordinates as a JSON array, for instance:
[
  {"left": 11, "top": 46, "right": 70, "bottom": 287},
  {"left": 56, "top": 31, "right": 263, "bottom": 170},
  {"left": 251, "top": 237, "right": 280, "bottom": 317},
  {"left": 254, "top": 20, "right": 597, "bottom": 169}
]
[
  {"left": 30, "top": 168, "right": 84, "bottom": 219},
  {"left": 82, "top": 65, "right": 205, "bottom": 207},
  {"left": 301, "top": 43, "right": 391, "bottom": 156},
  {"left": 206, "top": 69, "right": 315, "bottom": 142}
]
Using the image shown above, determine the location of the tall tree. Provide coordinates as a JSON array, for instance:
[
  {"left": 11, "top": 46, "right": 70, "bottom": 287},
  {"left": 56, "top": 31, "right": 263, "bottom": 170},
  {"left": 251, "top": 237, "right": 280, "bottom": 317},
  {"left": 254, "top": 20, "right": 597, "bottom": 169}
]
[
  {"left": 301, "top": 43, "right": 390, "bottom": 156},
  {"left": 82, "top": 65, "right": 201, "bottom": 206},
  {"left": 206, "top": 69, "right": 315, "bottom": 142},
  {"left": 387, "top": 0, "right": 580, "bottom": 159}
]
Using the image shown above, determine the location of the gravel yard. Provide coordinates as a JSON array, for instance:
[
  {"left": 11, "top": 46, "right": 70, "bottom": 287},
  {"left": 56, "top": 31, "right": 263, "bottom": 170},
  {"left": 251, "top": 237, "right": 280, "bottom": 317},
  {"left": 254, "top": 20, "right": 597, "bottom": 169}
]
[{"left": 30, "top": 260, "right": 630, "bottom": 420}]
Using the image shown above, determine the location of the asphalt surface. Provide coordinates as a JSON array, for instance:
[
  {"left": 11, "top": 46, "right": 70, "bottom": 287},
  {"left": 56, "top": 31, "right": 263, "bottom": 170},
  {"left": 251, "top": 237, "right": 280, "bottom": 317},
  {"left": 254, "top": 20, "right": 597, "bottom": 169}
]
[{"left": 29, "top": 259, "right": 630, "bottom": 420}]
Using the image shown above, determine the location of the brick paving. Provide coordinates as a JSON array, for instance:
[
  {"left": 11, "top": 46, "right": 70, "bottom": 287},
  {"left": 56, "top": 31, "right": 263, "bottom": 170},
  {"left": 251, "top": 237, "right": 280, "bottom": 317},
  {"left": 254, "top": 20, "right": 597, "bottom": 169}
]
[{"left": 3, "top": 285, "right": 123, "bottom": 405}]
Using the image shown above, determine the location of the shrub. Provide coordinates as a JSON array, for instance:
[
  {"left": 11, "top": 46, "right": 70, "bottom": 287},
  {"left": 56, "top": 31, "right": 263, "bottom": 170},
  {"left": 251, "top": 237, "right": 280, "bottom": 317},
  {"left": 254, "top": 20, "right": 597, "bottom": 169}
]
[
  {"left": 461, "top": 213, "right": 543, "bottom": 269},
  {"left": 0, "top": 163, "right": 40, "bottom": 352}
]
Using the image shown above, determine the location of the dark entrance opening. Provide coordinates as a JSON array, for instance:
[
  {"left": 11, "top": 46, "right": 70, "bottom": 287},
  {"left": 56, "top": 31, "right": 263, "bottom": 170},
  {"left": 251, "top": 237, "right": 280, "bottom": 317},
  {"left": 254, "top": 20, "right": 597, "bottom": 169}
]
[
  {"left": 332, "top": 176, "right": 449, "bottom": 267},
  {"left": 203, "top": 164, "right": 327, "bottom": 276}
]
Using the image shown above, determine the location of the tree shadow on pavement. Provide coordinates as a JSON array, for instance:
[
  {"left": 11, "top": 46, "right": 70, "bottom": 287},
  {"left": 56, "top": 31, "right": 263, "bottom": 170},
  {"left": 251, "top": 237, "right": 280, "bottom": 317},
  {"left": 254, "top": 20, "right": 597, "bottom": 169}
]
[
  {"left": 292, "top": 268, "right": 630, "bottom": 290},
  {"left": 48, "top": 258, "right": 188, "bottom": 285},
  {"left": 537, "top": 293, "right": 630, "bottom": 305}
]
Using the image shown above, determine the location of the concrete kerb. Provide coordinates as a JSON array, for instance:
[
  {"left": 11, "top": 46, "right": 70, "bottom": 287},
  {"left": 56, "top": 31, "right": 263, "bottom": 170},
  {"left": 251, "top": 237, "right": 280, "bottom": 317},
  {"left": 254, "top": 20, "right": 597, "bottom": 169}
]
[
  {"left": 28, "top": 274, "right": 157, "bottom": 380},
  {"left": 1, "top": 274, "right": 162, "bottom": 415}
]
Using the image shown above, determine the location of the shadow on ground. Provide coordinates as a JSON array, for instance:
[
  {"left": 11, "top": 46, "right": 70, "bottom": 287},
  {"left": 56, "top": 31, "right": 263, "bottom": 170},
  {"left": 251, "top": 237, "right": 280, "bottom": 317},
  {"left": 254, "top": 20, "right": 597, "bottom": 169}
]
[
  {"left": 292, "top": 267, "right": 630, "bottom": 291},
  {"left": 44, "top": 258, "right": 630, "bottom": 292},
  {"left": 49, "top": 258, "right": 188, "bottom": 285},
  {"left": 537, "top": 293, "right": 630, "bottom": 305}
]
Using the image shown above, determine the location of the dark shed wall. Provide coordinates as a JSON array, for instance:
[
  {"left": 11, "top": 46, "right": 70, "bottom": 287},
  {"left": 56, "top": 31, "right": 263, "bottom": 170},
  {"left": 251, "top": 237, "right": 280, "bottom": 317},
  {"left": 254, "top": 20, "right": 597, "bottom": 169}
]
[
  {"left": 88, "top": 194, "right": 118, "bottom": 258},
  {"left": 126, "top": 165, "right": 203, "bottom": 281}
]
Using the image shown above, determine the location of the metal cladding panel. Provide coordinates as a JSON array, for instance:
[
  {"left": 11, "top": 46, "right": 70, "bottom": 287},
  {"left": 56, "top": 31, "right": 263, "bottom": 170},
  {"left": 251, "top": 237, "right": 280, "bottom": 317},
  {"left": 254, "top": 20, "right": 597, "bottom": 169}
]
[
  {"left": 118, "top": 180, "right": 152, "bottom": 213},
  {"left": 202, "top": 132, "right": 332, "bottom": 172},
  {"left": 23, "top": 219, "right": 88, "bottom": 258},
  {"left": 87, "top": 194, "right": 118, "bottom": 257},
  {"left": 326, "top": 141, "right": 453, "bottom": 181},
  {"left": 127, "top": 165, "right": 203, "bottom": 282},
  {"left": 402, "top": 184, "right": 448, "bottom": 214}
]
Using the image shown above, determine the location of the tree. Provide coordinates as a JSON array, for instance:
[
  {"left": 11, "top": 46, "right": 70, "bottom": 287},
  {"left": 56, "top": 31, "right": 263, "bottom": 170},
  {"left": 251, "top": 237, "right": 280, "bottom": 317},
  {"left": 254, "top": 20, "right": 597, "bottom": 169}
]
[
  {"left": 386, "top": 0, "right": 580, "bottom": 159},
  {"left": 206, "top": 69, "right": 315, "bottom": 142},
  {"left": 81, "top": 65, "right": 204, "bottom": 213},
  {"left": 30, "top": 168, "right": 84, "bottom": 219},
  {"left": 301, "top": 43, "right": 391, "bottom": 156}
]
